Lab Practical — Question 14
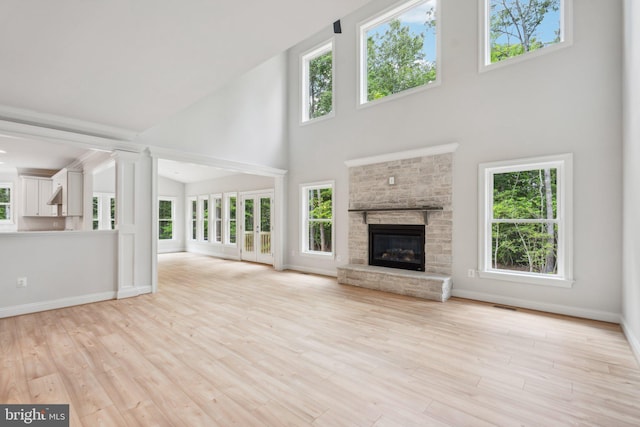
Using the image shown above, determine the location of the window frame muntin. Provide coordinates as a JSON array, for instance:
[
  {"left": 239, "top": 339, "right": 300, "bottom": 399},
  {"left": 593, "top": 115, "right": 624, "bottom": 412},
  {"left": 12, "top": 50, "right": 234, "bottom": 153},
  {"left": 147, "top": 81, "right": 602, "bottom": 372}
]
[
  {"left": 300, "top": 38, "right": 336, "bottom": 124},
  {"left": 479, "top": 0, "right": 574, "bottom": 72},
  {"left": 300, "top": 181, "right": 335, "bottom": 257},
  {"left": 478, "top": 153, "right": 574, "bottom": 287},
  {"left": 357, "top": 0, "right": 441, "bottom": 107}
]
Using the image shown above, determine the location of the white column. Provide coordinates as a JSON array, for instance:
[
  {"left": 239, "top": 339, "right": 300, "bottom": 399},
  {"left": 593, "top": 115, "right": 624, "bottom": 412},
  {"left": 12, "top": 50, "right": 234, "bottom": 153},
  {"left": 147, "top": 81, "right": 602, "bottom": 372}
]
[{"left": 112, "top": 150, "right": 143, "bottom": 298}]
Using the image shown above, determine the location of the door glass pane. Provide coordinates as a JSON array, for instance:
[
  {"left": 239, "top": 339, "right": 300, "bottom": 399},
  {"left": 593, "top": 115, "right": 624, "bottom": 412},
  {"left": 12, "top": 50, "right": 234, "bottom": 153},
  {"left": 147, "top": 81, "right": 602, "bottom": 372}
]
[
  {"left": 260, "top": 197, "right": 271, "bottom": 255},
  {"left": 244, "top": 199, "right": 254, "bottom": 253}
]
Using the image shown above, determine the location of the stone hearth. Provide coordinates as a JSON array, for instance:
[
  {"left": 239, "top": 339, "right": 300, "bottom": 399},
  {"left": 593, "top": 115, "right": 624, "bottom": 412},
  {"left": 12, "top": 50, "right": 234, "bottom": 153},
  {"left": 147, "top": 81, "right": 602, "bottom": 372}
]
[{"left": 338, "top": 145, "right": 455, "bottom": 302}]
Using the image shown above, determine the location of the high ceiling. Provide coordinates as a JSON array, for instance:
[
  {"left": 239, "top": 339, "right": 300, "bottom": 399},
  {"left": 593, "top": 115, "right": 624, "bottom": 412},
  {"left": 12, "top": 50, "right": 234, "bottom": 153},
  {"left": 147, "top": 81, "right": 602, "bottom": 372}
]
[{"left": 0, "top": 0, "right": 371, "bottom": 133}]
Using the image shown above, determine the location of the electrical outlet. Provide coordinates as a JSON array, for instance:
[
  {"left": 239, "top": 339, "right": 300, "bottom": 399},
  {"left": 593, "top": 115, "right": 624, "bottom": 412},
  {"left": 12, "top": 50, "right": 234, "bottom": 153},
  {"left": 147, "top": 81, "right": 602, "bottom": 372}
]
[
  {"left": 336, "top": 255, "right": 342, "bottom": 262},
  {"left": 17, "top": 277, "right": 27, "bottom": 288},
  {"left": 467, "top": 269, "right": 475, "bottom": 278}
]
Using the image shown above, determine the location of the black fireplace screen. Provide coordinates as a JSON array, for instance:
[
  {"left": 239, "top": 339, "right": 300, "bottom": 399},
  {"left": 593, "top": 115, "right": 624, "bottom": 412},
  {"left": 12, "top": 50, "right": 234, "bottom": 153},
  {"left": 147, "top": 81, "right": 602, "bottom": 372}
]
[{"left": 369, "top": 224, "right": 425, "bottom": 271}]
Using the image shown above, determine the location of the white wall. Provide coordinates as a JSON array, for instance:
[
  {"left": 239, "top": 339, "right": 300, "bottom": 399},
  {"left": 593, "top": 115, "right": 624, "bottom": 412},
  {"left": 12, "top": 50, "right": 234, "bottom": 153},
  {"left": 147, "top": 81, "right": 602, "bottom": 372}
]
[
  {"left": 158, "top": 176, "right": 185, "bottom": 253},
  {"left": 184, "top": 173, "right": 274, "bottom": 259},
  {"left": 0, "top": 231, "right": 118, "bottom": 317},
  {"left": 137, "top": 54, "right": 289, "bottom": 170},
  {"left": 93, "top": 164, "right": 115, "bottom": 193},
  {"left": 286, "top": 0, "right": 623, "bottom": 320},
  {"left": 622, "top": 0, "right": 640, "bottom": 360}
]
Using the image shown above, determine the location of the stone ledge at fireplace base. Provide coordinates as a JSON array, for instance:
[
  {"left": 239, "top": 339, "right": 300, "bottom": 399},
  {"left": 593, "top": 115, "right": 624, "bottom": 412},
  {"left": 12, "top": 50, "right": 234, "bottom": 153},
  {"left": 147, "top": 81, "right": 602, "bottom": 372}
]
[{"left": 337, "top": 264, "right": 452, "bottom": 302}]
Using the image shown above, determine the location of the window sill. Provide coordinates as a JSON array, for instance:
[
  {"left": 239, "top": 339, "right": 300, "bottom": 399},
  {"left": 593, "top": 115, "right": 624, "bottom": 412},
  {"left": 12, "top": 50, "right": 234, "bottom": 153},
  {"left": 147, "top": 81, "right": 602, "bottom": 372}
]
[
  {"left": 300, "top": 250, "right": 334, "bottom": 259},
  {"left": 478, "top": 270, "right": 574, "bottom": 288}
]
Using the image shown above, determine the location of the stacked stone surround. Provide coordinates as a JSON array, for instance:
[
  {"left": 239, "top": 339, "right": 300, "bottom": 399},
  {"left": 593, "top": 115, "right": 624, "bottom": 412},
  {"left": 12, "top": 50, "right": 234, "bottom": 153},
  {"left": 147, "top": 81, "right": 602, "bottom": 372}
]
[{"left": 338, "top": 152, "right": 453, "bottom": 302}]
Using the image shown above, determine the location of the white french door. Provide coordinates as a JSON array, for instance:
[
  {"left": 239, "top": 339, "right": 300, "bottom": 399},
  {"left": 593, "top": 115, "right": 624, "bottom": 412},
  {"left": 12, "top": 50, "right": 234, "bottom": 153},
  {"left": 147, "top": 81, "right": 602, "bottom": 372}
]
[{"left": 240, "top": 191, "right": 274, "bottom": 265}]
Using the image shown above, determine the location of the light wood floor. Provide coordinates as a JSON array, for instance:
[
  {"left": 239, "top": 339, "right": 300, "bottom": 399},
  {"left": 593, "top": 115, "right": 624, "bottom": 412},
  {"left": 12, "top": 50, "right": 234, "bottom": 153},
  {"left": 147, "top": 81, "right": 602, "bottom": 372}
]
[{"left": 2, "top": 253, "right": 640, "bottom": 426}]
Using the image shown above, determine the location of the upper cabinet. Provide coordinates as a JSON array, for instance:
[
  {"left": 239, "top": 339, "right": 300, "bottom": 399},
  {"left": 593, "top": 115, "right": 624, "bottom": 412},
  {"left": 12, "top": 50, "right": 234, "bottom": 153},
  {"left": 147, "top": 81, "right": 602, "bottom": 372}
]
[
  {"left": 51, "top": 168, "right": 83, "bottom": 217},
  {"left": 21, "top": 177, "right": 57, "bottom": 217}
]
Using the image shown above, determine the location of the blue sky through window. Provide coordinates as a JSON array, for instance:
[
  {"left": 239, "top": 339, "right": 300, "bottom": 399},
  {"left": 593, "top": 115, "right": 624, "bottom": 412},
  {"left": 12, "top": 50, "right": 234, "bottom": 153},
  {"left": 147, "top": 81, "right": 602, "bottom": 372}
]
[
  {"left": 366, "top": 0, "right": 437, "bottom": 64},
  {"left": 490, "top": 0, "right": 561, "bottom": 47}
]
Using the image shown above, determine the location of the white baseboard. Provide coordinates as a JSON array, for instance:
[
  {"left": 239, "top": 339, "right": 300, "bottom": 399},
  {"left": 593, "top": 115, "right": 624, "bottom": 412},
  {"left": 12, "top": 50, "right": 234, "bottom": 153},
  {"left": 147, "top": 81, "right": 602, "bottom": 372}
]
[
  {"left": 451, "top": 289, "right": 621, "bottom": 323},
  {"left": 0, "top": 291, "right": 117, "bottom": 319},
  {"left": 117, "top": 286, "right": 152, "bottom": 299},
  {"left": 621, "top": 317, "right": 640, "bottom": 366},
  {"left": 283, "top": 264, "right": 337, "bottom": 277}
]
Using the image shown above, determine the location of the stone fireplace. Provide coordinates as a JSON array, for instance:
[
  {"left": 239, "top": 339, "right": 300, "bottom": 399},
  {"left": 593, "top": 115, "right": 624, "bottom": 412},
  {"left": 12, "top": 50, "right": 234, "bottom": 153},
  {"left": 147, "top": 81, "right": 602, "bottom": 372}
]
[{"left": 337, "top": 145, "right": 455, "bottom": 302}]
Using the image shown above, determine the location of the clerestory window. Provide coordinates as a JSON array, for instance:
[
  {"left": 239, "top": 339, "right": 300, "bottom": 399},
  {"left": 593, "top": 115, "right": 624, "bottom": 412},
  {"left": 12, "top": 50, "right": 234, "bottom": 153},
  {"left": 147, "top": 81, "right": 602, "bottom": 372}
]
[
  {"left": 359, "top": 0, "right": 439, "bottom": 105},
  {"left": 481, "top": 0, "right": 573, "bottom": 69},
  {"left": 301, "top": 40, "right": 334, "bottom": 123}
]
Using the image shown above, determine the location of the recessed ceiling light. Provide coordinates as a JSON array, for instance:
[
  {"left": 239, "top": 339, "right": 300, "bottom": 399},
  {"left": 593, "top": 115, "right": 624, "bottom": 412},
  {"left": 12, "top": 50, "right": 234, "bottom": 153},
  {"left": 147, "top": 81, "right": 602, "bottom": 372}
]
[{"left": 0, "top": 150, "right": 6, "bottom": 154}]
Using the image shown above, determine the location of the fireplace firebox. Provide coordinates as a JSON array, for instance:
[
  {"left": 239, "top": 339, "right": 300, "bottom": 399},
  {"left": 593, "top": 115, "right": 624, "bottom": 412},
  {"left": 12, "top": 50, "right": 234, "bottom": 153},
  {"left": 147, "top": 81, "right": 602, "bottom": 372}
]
[{"left": 369, "top": 224, "right": 425, "bottom": 271}]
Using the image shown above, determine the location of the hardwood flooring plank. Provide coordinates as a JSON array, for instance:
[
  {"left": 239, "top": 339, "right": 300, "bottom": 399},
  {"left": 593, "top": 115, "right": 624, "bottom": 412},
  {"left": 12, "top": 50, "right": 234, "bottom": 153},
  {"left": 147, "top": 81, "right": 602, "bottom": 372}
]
[{"left": 0, "top": 252, "right": 639, "bottom": 427}]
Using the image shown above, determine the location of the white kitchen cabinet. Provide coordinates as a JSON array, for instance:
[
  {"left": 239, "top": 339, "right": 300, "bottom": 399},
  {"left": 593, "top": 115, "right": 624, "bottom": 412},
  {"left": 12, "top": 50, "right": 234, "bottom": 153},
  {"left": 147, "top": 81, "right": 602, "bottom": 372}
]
[
  {"left": 21, "top": 177, "right": 57, "bottom": 217},
  {"left": 51, "top": 168, "right": 83, "bottom": 217}
]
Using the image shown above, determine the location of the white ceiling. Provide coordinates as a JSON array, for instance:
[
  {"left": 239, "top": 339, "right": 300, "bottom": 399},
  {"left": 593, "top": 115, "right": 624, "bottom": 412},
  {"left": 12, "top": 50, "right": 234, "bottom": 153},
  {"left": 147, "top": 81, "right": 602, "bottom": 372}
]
[
  {"left": 0, "top": 134, "right": 92, "bottom": 174},
  {"left": 0, "top": 0, "right": 372, "bottom": 133},
  {"left": 157, "top": 158, "right": 236, "bottom": 184}
]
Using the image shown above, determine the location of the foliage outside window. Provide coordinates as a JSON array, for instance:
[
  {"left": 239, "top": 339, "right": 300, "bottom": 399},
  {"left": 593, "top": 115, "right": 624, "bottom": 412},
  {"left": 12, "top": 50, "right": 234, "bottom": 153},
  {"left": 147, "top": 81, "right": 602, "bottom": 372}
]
[
  {"left": 225, "top": 194, "right": 237, "bottom": 245},
  {"left": 188, "top": 197, "right": 197, "bottom": 241},
  {"left": 110, "top": 197, "right": 116, "bottom": 230},
  {"left": 158, "top": 198, "right": 175, "bottom": 240},
  {"left": 92, "top": 196, "right": 100, "bottom": 230},
  {"left": 301, "top": 183, "right": 334, "bottom": 255},
  {"left": 92, "top": 193, "right": 114, "bottom": 230},
  {"left": 212, "top": 195, "right": 222, "bottom": 243},
  {"left": 199, "top": 196, "right": 209, "bottom": 242},
  {"left": 360, "top": 0, "right": 438, "bottom": 104},
  {"left": 0, "top": 184, "right": 12, "bottom": 222},
  {"left": 483, "top": 0, "right": 570, "bottom": 67},
  {"left": 479, "top": 154, "right": 573, "bottom": 287},
  {"left": 301, "top": 40, "right": 334, "bottom": 122}
]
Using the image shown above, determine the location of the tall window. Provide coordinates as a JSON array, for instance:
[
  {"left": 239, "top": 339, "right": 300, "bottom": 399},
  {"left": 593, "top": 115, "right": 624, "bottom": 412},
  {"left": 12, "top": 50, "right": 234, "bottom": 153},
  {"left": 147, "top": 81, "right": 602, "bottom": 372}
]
[
  {"left": 92, "top": 196, "right": 100, "bottom": 230},
  {"left": 158, "top": 198, "right": 175, "bottom": 240},
  {"left": 198, "top": 196, "right": 209, "bottom": 242},
  {"left": 212, "top": 195, "right": 222, "bottom": 243},
  {"left": 188, "top": 197, "right": 197, "bottom": 241},
  {"left": 360, "top": 0, "right": 438, "bottom": 104},
  {"left": 301, "top": 40, "right": 334, "bottom": 122},
  {"left": 478, "top": 154, "right": 573, "bottom": 287},
  {"left": 301, "top": 182, "right": 334, "bottom": 255},
  {"left": 109, "top": 197, "right": 116, "bottom": 230},
  {"left": 0, "top": 183, "right": 12, "bottom": 223},
  {"left": 225, "top": 194, "right": 237, "bottom": 245},
  {"left": 482, "top": 0, "right": 572, "bottom": 67}
]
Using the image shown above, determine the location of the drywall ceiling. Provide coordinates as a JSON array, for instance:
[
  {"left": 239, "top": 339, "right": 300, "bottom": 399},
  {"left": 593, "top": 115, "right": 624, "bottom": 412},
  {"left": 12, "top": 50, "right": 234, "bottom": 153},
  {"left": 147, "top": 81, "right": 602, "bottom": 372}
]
[
  {"left": 0, "top": 134, "right": 92, "bottom": 174},
  {"left": 157, "top": 158, "right": 236, "bottom": 184},
  {"left": 0, "top": 0, "right": 371, "bottom": 133}
]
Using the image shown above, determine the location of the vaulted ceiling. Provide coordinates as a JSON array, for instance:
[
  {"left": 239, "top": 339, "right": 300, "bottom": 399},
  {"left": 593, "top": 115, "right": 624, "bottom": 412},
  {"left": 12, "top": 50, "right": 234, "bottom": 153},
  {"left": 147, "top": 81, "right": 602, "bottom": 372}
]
[{"left": 0, "top": 0, "right": 371, "bottom": 133}]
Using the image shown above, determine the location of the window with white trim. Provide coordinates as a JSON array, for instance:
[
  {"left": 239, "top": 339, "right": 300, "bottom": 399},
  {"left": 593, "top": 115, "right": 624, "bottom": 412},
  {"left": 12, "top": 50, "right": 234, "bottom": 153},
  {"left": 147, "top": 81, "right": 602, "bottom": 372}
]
[
  {"left": 188, "top": 197, "right": 197, "bottom": 241},
  {"left": 478, "top": 154, "right": 573, "bottom": 287},
  {"left": 212, "top": 194, "right": 222, "bottom": 243},
  {"left": 301, "top": 40, "right": 334, "bottom": 123},
  {"left": 158, "top": 197, "right": 175, "bottom": 240},
  {"left": 92, "top": 196, "right": 101, "bottom": 230},
  {"left": 481, "top": 0, "right": 572, "bottom": 68},
  {"left": 225, "top": 193, "right": 237, "bottom": 245},
  {"left": 93, "top": 193, "right": 115, "bottom": 230},
  {"left": 359, "top": 0, "right": 438, "bottom": 105},
  {"left": 301, "top": 182, "right": 334, "bottom": 256},
  {"left": 198, "top": 195, "right": 209, "bottom": 242},
  {"left": 0, "top": 183, "right": 13, "bottom": 223}
]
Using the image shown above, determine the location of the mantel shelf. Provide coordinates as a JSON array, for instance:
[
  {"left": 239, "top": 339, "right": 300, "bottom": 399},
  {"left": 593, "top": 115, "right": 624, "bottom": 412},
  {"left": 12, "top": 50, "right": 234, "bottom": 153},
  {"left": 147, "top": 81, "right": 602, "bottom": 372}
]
[{"left": 348, "top": 206, "right": 443, "bottom": 224}]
